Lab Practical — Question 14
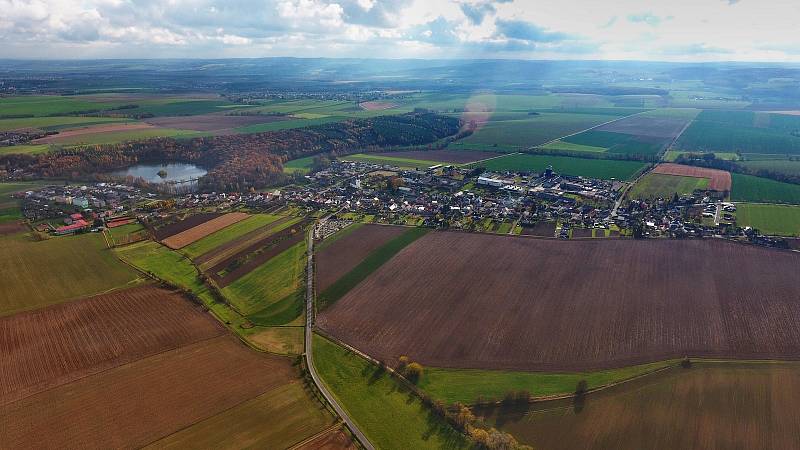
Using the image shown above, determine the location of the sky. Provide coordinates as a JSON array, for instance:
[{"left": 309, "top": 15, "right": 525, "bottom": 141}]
[{"left": 1, "top": 0, "right": 799, "bottom": 62}]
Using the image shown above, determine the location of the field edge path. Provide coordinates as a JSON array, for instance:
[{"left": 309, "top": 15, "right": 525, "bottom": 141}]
[{"left": 305, "top": 226, "right": 375, "bottom": 450}]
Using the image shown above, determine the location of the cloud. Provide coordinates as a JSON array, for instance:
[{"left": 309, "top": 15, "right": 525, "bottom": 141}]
[
  {"left": 460, "top": 2, "right": 495, "bottom": 25},
  {"left": 494, "top": 19, "right": 571, "bottom": 42},
  {"left": 0, "top": 0, "right": 798, "bottom": 61},
  {"left": 627, "top": 13, "right": 664, "bottom": 26}
]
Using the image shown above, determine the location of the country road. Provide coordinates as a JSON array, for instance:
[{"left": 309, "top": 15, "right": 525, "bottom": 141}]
[{"left": 304, "top": 227, "right": 375, "bottom": 450}]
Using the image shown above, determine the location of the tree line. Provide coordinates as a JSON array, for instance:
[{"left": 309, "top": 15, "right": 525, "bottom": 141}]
[{"left": 0, "top": 112, "right": 461, "bottom": 191}]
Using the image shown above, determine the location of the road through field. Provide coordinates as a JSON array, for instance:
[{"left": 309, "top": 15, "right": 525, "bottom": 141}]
[{"left": 305, "top": 226, "right": 374, "bottom": 450}]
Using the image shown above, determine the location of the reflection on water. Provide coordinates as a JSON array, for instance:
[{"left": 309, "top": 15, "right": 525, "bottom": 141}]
[{"left": 110, "top": 162, "right": 207, "bottom": 184}]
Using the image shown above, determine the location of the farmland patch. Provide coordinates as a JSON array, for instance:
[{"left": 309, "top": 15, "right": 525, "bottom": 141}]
[
  {"left": 731, "top": 173, "right": 800, "bottom": 204},
  {"left": 0, "top": 232, "right": 140, "bottom": 316},
  {"left": 477, "top": 362, "right": 800, "bottom": 450},
  {"left": 0, "top": 285, "right": 223, "bottom": 405},
  {"left": 628, "top": 173, "right": 710, "bottom": 200},
  {"left": 652, "top": 163, "right": 731, "bottom": 191},
  {"left": 371, "top": 149, "right": 502, "bottom": 164},
  {"left": 316, "top": 224, "right": 407, "bottom": 292},
  {"left": 0, "top": 336, "right": 293, "bottom": 449},
  {"left": 319, "top": 233, "right": 800, "bottom": 371},
  {"left": 477, "top": 154, "right": 647, "bottom": 180},
  {"left": 162, "top": 212, "right": 250, "bottom": 249}
]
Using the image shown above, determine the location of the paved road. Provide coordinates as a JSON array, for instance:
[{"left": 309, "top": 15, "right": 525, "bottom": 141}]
[{"left": 304, "top": 227, "right": 375, "bottom": 450}]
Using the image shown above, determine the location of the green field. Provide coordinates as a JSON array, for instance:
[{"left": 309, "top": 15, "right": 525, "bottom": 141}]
[
  {"left": 0, "top": 144, "right": 52, "bottom": 155},
  {"left": 677, "top": 110, "right": 800, "bottom": 155},
  {"left": 49, "top": 128, "right": 206, "bottom": 145},
  {"left": 317, "top": 227, "right": 429, "bottom": 309},
  {"left": 313, "top": 334, "right": 469, "bottom": 450},
  {"left": 0, "top": 232, "right": 140, "bottom": 316},
  {"left": 181, "top": 214, "right": 283, "bottom": 259},
  {"left": 477, "top": 361, "right": 800, "bottom": 450},
  {"left": 341, "top": 153, "right": 450, "bottom": 169},
  {"left": 477, "top": 153, "right": 648, "bottom": 180},
  {"left": 146, "top": 382, "right": 336, "bottom": 449},
  {"left": 418, "top": 360, "right": 678, "bottom": 405},
  {"left": 540, "top": 140, "right": 608, "bottom": 153},
  {"left": 739, "top": 159, "right": 800, "bottom": 177},
  {"left": 734, "top": 203, "right": 800, "bottom": 236},
  {"left": 0, "top": 115, "right": 130, "bottom": 131},
  {"left": 107, "top": 222, "right": 146, "bottom": 246},
  {"left": 731, "top": 173, "right": 800, "bottom": 204},
  {"left": 562, "top": 130, "right": 663, "bottom": 156},
  {"left": 116, "top": 240, "right": 207, "bottom": 296},
  {"left": 0, "top": 96, "right": 127, "bottom": 117},
  {"left": 283, "top": 156, "right": 316, "bottom": 174},
  {"left": 461, "top": 112, "right": 619, "bottom": 149},
  {"left": 222, "top": 240, "right": 306, "bottom": 321},
  {"left": 628, "top": 173, "right": 709, "bottom": 200}
]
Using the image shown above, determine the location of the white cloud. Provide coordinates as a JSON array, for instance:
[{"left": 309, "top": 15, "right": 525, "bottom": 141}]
[{"left": 0, "top": 0, "right": 797, "bottom": 61}]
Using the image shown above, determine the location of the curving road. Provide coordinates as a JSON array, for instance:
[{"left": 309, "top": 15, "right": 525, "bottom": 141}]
[{"left": 304, "top": 227, "right": 375, "bottom": 450}]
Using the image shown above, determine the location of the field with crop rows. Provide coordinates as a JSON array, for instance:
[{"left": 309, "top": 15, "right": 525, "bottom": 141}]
[
  {"left": 477, "top": 362, "right": 800, "bottom": 450},
  {"left": 731, "top": 173, "right": 800, "bottom": 204},
  {"left": 0, "top": 233, "right": 140, "bottom": 316},
  {"left": 677, "top": 110, "right": 800, "bottom": 155},
  {"left": 319, "top": 232, "right": 800, "bottom": 371},
  {"left": 316, "top": 224, "right": 407, "bottom": 292},
  {"left": 162, "top": 212, "right": 249, "bottom": 249},
  {"left": 0, "top": 285, "right": 223, "bottom": 405},
  {"left": 477, "top": 154, "right": 647, "bottom": 180}
]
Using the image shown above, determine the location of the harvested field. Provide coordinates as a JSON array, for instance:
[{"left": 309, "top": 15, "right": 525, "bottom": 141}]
[
  {"left": 477, "top": 362, "right": 800, "bottom": 450},
  {"left": 0, "top": 336, "right": 294, "bottom": 449},
  {"left": 162, "top": 212, "right": 249, "bottom": 249},
  {"left": 208, "top": 219, "right": 308, "bottom": 287},
  {"left": 0, "top": 221, "right": 25, "bottom": 235},
  {"left": 193, "top": 215, "right": 294, "bottom": 266},
  {"left": 318, "top": 233, "right": 800, "bottom": 371},
  {"left": 0, "top": 285, "right": 223, "bottom": 405},
  {"left": 146, "top": 383, "right": 336, "bottom": 450},
  {"left": 520, "top": 221, "right": 555, "bottom": 237},
  {"left": 145, "top": 113, "right": 288, "bottom": 133},
  {"left": 359, "top": 101, "right": 398, "bottom": 111},
  {"left": 32, "top": 122, "right": 153, "bottom": 143},
  {"left": 152, "top": 212, "right": 220, "bottom": 240},
  {"left": 1, "top": 232, "right": 140, "bottom": 316},
  {"left": 652, "top": 163, "right": 732, "bottom": 191},
  {"left": 597, "top": 116, "right": 690, "bottom": 139},
  {"left": 372, "top": 150, "right": 500, "bottom": 164},
  {"left": 297, "top": 428, "right": 357, "bottom": 450},
  {"left": 316, "top": 224, "right": 406, "bottom": 292}
]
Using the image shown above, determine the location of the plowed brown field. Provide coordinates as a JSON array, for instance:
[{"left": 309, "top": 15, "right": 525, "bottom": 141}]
[
  {"left": 0, "top": 285, "right": 224, "bottom": 405},
  {"left": 653, "top": 163, "right": 732, "bottom": 191},
  {"left": 162, "top": 212, "right": 249, "bottom": 249},
  {"left": 318, "top": 232, "right": 800, "bottom": 371},
  {"left": 0, "top": 336, "right": 293, "bottom": 449},
  {"left": 152, "top": 212, "right": 220, "bottom": 240},
  {"left": 316, "top": 224, "right": 406, "bottom": 292}
]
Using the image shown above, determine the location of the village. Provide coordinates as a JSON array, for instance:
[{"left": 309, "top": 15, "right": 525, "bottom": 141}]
[{"left": 10, "top": 158, "right": 791, "bottom": 249}]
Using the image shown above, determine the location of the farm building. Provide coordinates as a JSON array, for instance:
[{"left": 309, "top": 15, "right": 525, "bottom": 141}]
[{"left": 54, "top": 219, "right": 90, "bottom": 235}]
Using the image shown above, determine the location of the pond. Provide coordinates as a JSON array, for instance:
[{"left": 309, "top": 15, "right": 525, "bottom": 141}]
[{"left": 110, "top": 162, "right": 207, "bottom": 184}]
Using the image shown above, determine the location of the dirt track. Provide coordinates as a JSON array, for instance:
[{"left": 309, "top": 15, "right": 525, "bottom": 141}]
[
  {"left": 653, "top": 163, "right": 732, "bottom": 191},
  {"left": 0, "top": 285, "right": 224, "bottom": 405},
  {"left": 316, "top": 224, "right": 406, "bottom": 292},
  {"left": 319, "top": 232, "right": 800, "bottom": 371}
]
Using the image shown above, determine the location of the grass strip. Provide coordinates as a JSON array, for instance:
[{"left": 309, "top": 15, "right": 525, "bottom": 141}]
[
  {"left": 317, "top": 227, "right": 428, "bottom": 309},
  {"left": 313, "top": 334, "right": 469, "bottom": 450}
]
